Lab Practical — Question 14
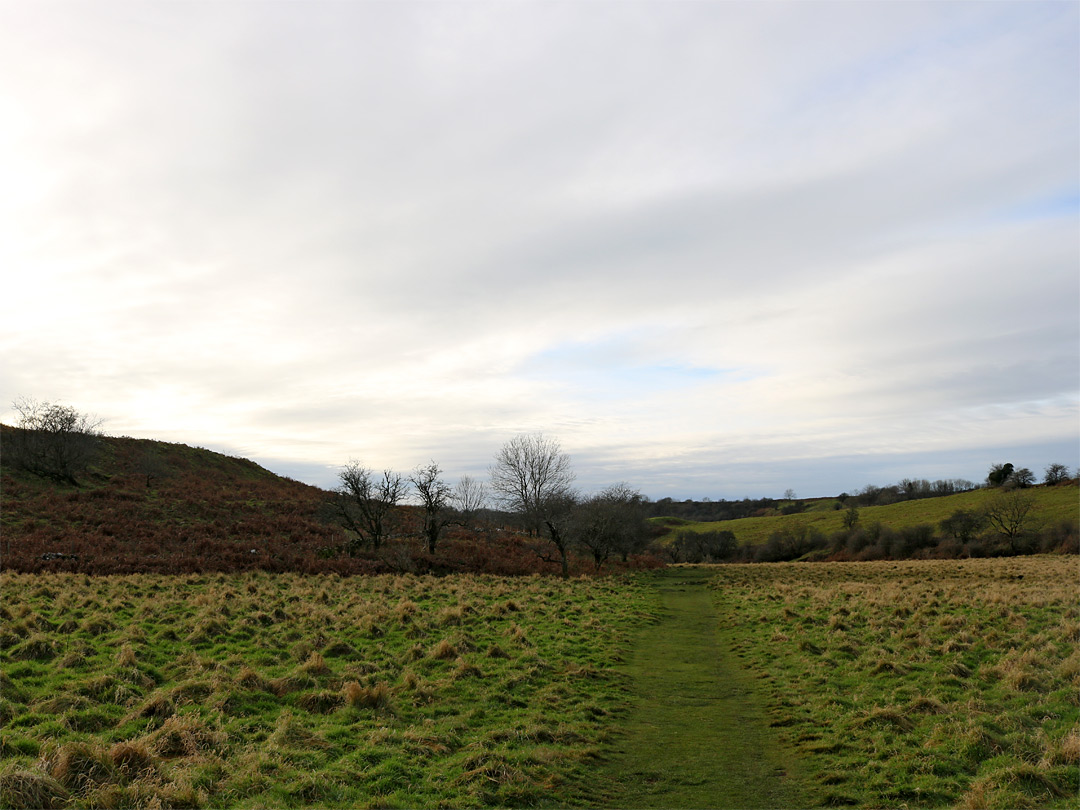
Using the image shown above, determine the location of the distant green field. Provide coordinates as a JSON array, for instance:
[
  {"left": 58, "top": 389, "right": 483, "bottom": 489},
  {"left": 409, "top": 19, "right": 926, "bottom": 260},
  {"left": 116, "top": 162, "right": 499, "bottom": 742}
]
[{"left": 652, "top": 484, "right": 1079, "bottom": 546}]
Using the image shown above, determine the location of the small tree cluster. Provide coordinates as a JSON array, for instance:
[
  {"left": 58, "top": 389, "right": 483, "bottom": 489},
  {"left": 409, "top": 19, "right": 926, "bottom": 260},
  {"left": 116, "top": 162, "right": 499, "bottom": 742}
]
[
  {"left": 986, "top": 462, "right": 1036, "bottom": 489},
  {"left": 5, "top": 397, "right": 103, "bottom": 485}
]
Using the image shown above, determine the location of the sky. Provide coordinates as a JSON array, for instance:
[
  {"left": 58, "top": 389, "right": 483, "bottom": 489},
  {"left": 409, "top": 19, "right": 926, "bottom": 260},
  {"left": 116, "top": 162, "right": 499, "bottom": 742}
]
[{"left": 1, "top": 1, "right": 1077, "bottom": 500}]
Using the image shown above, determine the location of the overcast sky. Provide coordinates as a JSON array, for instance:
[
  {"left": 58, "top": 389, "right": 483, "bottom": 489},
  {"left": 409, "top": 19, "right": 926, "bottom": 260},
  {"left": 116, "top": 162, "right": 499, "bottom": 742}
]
[{"left": 1, "top": 1, "right": 1077, "bottom": 499}]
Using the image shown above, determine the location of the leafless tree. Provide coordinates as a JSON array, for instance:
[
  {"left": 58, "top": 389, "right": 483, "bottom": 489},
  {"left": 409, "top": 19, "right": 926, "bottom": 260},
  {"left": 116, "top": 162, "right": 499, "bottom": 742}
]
[
  {"left": 572, "top": 483, "right": 649, "bottom": 570},
  {"left": 334, "top": 461, "right": 406, "bottom": 552},
  {"left": 984, "top": 489, "right": 1038, "bottom": 552},
  {"left": 1043, "top": 463, "right": 1072, "bottom": 485},
  {"left": 6, "top": 397, "right": 103, "bottom": 485},
  {"left": 490, "top": 432, "right": 576, "bottom": 577},
  {"left": 451, "top": 474, "right": 488, "bottom": 529},
  {"left": 410, "top": 461, "right": 452, "bottom": 554}
]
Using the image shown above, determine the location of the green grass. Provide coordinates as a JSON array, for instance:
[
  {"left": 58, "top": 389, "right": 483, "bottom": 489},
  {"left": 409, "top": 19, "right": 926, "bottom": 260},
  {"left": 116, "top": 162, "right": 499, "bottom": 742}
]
[
  {"left": 657, "top": 484, "right": 1079, "bottom": 546},
  {"left": 588, "top": 567, "right": 810, "bottom": 809},
  {"left": 0, "top": 571, "right": 658, "bottom": 808},
  {"left": 709, "top": 556, "right": 1080, "bottom": 808}
]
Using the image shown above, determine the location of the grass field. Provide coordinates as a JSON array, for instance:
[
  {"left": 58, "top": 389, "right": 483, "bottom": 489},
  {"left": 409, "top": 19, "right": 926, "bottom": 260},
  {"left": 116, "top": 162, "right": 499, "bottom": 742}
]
[
  {"left": 659, "top": 484, "right": 1079, "bottom": 547},
  {"left": 4, "top": 557, "right": 1078, "bottom": 809},
  {"left": 0, "top": 571, "right": 658, "bottom": 809},
  {"left": 710, "top": 556, "right": 1080, "bottom": 809}
]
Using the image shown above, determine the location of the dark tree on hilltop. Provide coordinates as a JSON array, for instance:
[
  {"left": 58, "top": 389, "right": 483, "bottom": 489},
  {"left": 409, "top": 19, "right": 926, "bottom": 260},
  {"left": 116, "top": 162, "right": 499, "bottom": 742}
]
[
  {"left": 1044, "top": 463, "right": 1072, "bottom": 485},
  {"left": 987, "top": 463, "right": 1015, "bottom": 488},
  {"left": 334, "top": 462, "right": 406, "bottom": 552},
  {"left": 490, "top": 432, "right": 576, "bottom": 577},
  {"left": 5, "top": 397, "right": 103, "bottom": 485},
  {"left": 1011, "top": 467, "right": 1036, "bottom": 489}
]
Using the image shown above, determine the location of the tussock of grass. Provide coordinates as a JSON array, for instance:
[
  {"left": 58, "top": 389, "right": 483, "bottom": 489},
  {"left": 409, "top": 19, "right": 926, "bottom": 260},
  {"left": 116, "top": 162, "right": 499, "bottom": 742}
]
[
  {"left": 343, "top": 680, "right": 391, "bottom": 710},
  {"left": 108, "top": 740, "right": 157, "bottom": 776},
  {"left": 11, "top": 633, "right": 57, "bottom": 661},
  {"left": 453, "top": 657, "right": 483, "bottom": 679},
  {"left": 47, "top": 741, "right": 117, "bottom": 790},
  {"left": 299, "top": 651, "right": 329, "bottom": 675},
  {"left": 115, "top": 643, "right": 136, "bottom": 667},
  {"left": 268, "top": 710, "right": 331, "bottom": 751},
  {"left": 299, "top": 690, "right": 343, "bottom": 714},
  {"left": 126, "top": 689, "right": 175, "bottom": 722},
  {"left": 430, "top": 638, "right": 458, "bottom": 660},
  {"left": 0, "top": 768, "right": 69, "bottom": 810},
  {"left": 150, "top": 715, "right": 227, "bottom": 759},
  {"left": 322, "top": 640, "right": 358, "bottom": 659}
]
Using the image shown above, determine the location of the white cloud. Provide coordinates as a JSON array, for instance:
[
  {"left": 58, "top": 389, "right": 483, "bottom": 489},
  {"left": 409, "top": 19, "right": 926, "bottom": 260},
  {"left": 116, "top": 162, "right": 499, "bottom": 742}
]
[{"left": 1, "top": 1, "right": 1076, "bottom": 497}]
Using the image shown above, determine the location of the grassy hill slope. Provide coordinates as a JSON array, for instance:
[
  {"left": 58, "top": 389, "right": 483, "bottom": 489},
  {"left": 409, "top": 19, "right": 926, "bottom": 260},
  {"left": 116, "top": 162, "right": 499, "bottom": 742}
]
[
  {"left": 0, "top": 426, "right": 356, "bottom": 575},
  {"left": 652, "top": 484, "right": 1079, "bottom": 548}
]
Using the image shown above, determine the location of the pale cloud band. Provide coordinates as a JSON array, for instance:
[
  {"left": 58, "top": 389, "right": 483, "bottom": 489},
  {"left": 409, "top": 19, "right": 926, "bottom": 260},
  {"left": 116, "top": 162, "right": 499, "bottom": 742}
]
[{"left": 1, "top": 1, "right": 1076, "bottom": 497}]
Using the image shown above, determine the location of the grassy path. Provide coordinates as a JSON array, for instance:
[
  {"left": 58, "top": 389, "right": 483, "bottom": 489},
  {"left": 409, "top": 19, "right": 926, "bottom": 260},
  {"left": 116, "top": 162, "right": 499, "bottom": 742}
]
[{"left": 590, "top": 566, "right": 812, "bottom": 809}]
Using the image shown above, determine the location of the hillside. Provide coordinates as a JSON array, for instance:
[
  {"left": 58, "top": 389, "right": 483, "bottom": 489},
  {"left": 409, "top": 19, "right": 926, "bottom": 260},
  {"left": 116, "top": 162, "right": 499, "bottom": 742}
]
[
  {"left": 654, "top": 484, "right": 1080, "bottom": 548},
  {"left": 0, "top": 426, "right": 360, "bottom": 575},
  {"left": 0, "top": 427, "right": 605, "bottom": 578}
]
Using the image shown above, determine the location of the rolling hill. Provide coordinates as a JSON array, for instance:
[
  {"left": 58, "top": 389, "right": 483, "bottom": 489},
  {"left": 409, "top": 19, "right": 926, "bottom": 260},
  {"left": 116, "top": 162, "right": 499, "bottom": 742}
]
[{"left": 652, "top": 484, "right": 1079, "bottom": 548}]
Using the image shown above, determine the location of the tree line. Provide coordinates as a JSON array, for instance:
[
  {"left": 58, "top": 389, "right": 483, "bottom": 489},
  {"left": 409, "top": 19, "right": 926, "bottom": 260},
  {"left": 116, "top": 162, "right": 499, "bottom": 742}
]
[{"left": 328, "top": 432, "right": 651, "bottom": 577}]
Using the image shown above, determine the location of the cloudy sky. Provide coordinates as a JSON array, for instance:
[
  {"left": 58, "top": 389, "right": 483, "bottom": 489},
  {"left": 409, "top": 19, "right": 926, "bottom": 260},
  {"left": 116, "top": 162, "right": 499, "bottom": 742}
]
[{"left": 1, "top": 1, "right": 1077, "bottom": 499}]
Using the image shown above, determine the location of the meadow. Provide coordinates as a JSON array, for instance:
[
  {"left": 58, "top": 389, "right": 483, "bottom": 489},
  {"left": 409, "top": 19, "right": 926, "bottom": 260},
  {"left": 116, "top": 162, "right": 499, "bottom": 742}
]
[
  {"left": 669, "top": 484, "right": 1079, "bottom": 548},
  {"left": 0, "top": 571, "right": 657, "bottom": 809},
  {"left": 711, "top": 556, "right": 1080, "bottom": 809}
]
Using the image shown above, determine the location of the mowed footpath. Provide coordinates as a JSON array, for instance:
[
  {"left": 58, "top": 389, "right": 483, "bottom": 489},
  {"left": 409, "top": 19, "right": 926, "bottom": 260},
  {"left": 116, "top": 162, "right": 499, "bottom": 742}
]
[{"left": 591, "top": 566, "right": 811, "bottom": 809}]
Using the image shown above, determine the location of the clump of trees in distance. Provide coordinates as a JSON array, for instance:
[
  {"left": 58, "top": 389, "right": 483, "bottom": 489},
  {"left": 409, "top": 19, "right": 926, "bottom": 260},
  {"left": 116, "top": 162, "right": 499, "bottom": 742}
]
[
  {"left": 329, "top": 432, "right": 653, "bottom": 577},
  {"left": 837, "top": 477, "right": 979, "bottom": 508}
]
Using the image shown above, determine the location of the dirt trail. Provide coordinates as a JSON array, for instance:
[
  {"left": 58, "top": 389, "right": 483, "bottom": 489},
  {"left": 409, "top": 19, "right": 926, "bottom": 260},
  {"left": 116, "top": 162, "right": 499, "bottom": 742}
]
[{"left": 593, "top": 566, "right": 811, "bottom": 809}]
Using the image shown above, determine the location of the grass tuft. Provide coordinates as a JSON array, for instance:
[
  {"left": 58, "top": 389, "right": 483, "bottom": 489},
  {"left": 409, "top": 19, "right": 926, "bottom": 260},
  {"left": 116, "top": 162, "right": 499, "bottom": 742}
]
[
  {"left": 11, "top": 633, "right": 57, "bottom": 661},
  {"left": 108, "top": 741, "right": 157, "bottom": 776},
  {"left": 47, "top": 741, "right": 117, "bottom": 790},
  {"left": 298, "top": 690, "right": 343, "bottom": 714},
  {"left": 299, "top": 651, "right": 329, "bottom": 675},
  {"left": 0, "top": 768, "right": 70, "bottom": 810},
  {"left": 343, "top": 680, "right": 392, "bottom": 710},
  {"left": 430, "top": 639, "right": 458, "bottom": 661}
]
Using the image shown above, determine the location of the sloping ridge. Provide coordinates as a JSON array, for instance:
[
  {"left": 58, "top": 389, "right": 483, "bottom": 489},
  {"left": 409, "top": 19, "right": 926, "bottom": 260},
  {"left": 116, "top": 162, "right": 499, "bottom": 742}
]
[{"left": 1, "top": 425, "right": 350, "bottom": 575}]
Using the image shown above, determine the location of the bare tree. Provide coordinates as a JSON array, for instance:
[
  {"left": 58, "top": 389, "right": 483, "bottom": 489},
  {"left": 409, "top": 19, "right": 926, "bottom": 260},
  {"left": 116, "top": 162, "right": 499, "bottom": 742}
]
[
  {"left": 6, "top": 397, "right": 103, "bottom": 485},
  {"left": 410, "top": 461, "right": 452, "bottom": 554},
  {"left": 572, "top": 483, "right": 649, "bottom": 570},
  {"left": 451, "top": 474, "right": 488, "bottom": 529},
  {"left": 1043, "top": 463, "right": 1072, "bottom": 485},
  {"left": 490, "top": 432, "right": 576, "bottom": 577},
  {"left": 1010, "top": 467, "right": 1036, "bottom": 489},
  {"left": 334, "top": 461, "right": 406, "bottom": 553},
  {"left": 984, "top": 489, "right": 1038, "bottom": 552}
]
